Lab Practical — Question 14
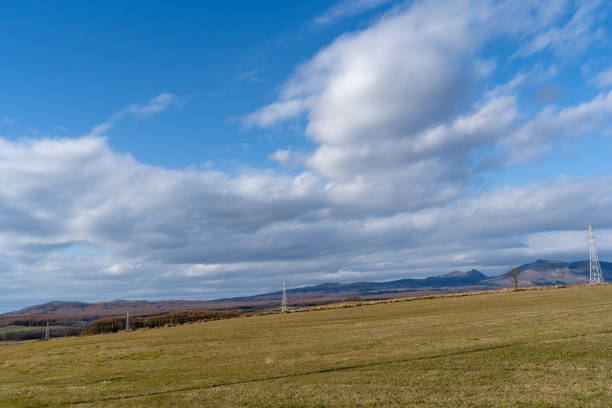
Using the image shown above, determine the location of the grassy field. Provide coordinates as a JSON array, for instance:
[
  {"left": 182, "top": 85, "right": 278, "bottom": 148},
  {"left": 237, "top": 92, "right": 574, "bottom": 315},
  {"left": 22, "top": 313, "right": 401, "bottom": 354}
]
[{"left": 0, "top": 284, "right": 610, "bottom": 407}]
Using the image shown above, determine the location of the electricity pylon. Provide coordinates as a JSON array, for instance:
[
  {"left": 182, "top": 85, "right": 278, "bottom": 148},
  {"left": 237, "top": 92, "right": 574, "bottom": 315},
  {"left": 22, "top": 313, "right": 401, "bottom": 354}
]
[
  {"left": 587, "top": 225, "right": 604, "bottom": 284},
  {"left": 44, "top": 321, "right": 50, "bottom": 340},
  {"left": 281, "top": 280, "right": 287, "bottom": 312},
  {"left": 125, "top": 311, "right": 131, "bottom": 331}
]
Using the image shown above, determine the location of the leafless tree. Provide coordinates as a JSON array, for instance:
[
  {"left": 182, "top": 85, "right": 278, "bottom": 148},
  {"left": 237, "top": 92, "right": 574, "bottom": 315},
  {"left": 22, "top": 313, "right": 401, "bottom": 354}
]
[{"left": 510, "top": 267, "right": 520, "bottom": 289}]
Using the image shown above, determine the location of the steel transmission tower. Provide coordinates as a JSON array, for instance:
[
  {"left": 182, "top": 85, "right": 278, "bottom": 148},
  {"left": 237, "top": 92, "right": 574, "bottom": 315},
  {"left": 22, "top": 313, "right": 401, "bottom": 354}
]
[
  {"left": 587, "top": 225, "right": 604, "bottom": 284},
  {"left": 44, "top": 321, "right": 50, "bottom": 340},
  {"left": 125, "top": 311, "right": 131, "bottom": 331},
  {"left": 281, "top": 280, "right": 287, "bottom": 312}
]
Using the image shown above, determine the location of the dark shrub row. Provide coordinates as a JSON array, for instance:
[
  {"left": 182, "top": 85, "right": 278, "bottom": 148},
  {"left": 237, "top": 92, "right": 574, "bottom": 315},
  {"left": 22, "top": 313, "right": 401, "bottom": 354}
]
[
  {"left": 81, "top": 310, "right": 240, "bottom": 335},
  {"left": 0, "top": 317, "right": 89, "bottom": 327},
  {"left": 2, "top": 319, "right": 53, "bottom": 327},
  {"left": 0, "top": 327, "right": 81, "bottom": 341}
]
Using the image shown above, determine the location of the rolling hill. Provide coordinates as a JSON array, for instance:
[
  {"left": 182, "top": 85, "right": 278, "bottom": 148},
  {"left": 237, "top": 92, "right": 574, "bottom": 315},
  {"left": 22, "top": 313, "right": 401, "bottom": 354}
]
[
  {"left": 482, "top": 259, "right": 612, "bottom": 287},
  {"left": 1, "top": 284, "right": 610, "bottom": 407},
  {"left": 1, "top": 259, "right": 609, "bottom": 327}
]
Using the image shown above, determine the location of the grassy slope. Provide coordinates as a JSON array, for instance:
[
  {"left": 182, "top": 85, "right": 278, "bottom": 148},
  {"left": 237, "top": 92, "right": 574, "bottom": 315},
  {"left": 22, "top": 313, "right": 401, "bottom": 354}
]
[{"left": 0, "top": 285, "right": 610, "bottom": 407}]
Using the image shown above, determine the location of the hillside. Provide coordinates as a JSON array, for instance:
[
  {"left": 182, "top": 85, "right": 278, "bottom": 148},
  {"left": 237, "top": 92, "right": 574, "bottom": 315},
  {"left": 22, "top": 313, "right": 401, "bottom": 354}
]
[
  {"left": 0, "top": 284, "right": 610, "bottom": 407},
  {"left": 0, "top": 268, "right": 491, "bottom": 324},
  {"left": 0, "top": 300, "right": 228, "bottom": 323},
  {"left": 482, "top": 259, "right": 612, "bottom": 286},
  {"left": 226, "top": 268, "right": 490, "bottom": 301},
  {"left": 1, "top": 259, "right": 608, "bottom": 327}
]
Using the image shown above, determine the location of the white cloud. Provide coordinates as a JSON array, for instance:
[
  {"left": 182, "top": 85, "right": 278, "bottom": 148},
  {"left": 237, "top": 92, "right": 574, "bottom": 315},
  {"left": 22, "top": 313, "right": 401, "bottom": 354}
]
[
  {"left": 248, "top": 0, "right": 611, "bottom": 178},
  {"left": 87, "top": 93, "right": 181, "bottom": 137},
  {"left": 594, "top": 65, "right": 612, "bottom": 87},
  {"left": 268, "top": 148, "right": 306, "bottom": 167},
  {"left": 244, "top": 98, "right": 310, "bottom": 128},
  {"left": 2, "top": 0, "right": 612, "bottom": 311},
  {"left": 247, "top": 1, "right": 558, "bottom": 210},
  {"left": 313, "top": 0, "right": 394, "bottom": 26},
  {"left": 127, "top": 93, "right": 180, "bottom": 115},
  {"left": 514, "top": 0, "right": 604, "bottom": 57},
  {"left": 2, "top": 135, "right": 611, "bottom": 312},
  {"left": 502, "top": 90, "right": 612, "bottom": 164}
]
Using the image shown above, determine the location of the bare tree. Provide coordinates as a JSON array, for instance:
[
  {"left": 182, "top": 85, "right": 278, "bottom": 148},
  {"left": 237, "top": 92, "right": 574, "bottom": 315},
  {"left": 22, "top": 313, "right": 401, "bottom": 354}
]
[{"left": 510, "top": 267, "right": 520, "bottom": 289}]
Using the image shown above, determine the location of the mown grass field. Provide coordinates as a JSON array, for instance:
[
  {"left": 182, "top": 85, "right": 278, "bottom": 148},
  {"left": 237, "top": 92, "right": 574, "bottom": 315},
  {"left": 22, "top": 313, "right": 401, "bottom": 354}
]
[{"left": 0, "top": 284, "right": 610, "bottom": 407}]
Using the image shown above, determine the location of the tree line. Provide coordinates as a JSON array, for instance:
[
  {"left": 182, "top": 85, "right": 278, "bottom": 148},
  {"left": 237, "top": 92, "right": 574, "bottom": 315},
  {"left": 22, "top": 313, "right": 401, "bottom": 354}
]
[
  {"left": 0, "top": 326, "right": 81, "bottom": 341},
  {"left": 81, "top": 309, "right": 240, "bottom": 335}
]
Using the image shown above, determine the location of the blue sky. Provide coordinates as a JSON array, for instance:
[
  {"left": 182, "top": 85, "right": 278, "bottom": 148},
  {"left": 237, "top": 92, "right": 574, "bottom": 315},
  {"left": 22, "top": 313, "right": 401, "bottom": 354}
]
[
  {"left": 0, "top": 1, "right": 378, "bottom": 169},
  {"left": 1, "top": 0, "right": 612, "bottom": 312}
]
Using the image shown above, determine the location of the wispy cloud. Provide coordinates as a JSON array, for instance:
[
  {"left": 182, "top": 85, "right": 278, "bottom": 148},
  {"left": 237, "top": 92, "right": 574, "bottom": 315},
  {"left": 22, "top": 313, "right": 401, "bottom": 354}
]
[
  {"left": 594, "top": 65, "right": 612, "bottom": 88},
  {"left": 501, "top": 90, "right": 612, "bottom": 164},
  {"left": 205, "top": 90, "right": 227, "bottom": 97},
  {"left": 268, "top": 148, "right": 306, "bottom": 168},
  {"left": 2, "top": 117, "right": 16, "bottom": 124},
  {"left": 129, "top": 93, "right": 180, "bottom": 115},
  {"left": 313, "top": 0, "right": 395, "bottom": 26},
  {"left": 236, "top": 69, "right": 263, "bottom": 83},
  {"left": 514, "top": 0, "right": 604, "bottom": 57},
  {"left": 87, "top": 93, "right": 181, "bottom": 137}
]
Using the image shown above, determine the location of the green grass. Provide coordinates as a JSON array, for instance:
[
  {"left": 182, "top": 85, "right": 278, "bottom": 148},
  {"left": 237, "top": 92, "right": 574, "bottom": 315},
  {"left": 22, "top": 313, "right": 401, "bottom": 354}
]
[{"left": 0, "top": 284, "right": 610, "bottom": 407}]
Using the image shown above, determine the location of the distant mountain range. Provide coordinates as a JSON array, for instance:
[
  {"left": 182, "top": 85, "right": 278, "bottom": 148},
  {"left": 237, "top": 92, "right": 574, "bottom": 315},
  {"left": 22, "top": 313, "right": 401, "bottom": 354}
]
[
  {"left": 1, "top": 260, "right": 609, "bottom": 325},
  {"left": 224, "top": 268, "right": 491, "bottom": 302},
  {"left": 225, "top": 260, "right": 611, "bottom": 301},
  {"left": 483, "top": 259, "right": 612, "bottom": 286}
]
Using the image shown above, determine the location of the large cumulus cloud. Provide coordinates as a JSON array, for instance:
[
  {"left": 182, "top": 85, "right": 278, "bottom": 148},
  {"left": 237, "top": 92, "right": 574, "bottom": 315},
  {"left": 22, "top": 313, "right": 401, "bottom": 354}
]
[{"left": 1, "top": 0, "right": 611, "bottom": 311}]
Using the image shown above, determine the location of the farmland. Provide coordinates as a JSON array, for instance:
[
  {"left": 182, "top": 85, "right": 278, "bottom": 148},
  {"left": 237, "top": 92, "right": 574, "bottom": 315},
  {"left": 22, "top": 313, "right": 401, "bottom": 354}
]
[{"left": 0, "top": 284, "right": 610, "bottom": 407}]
